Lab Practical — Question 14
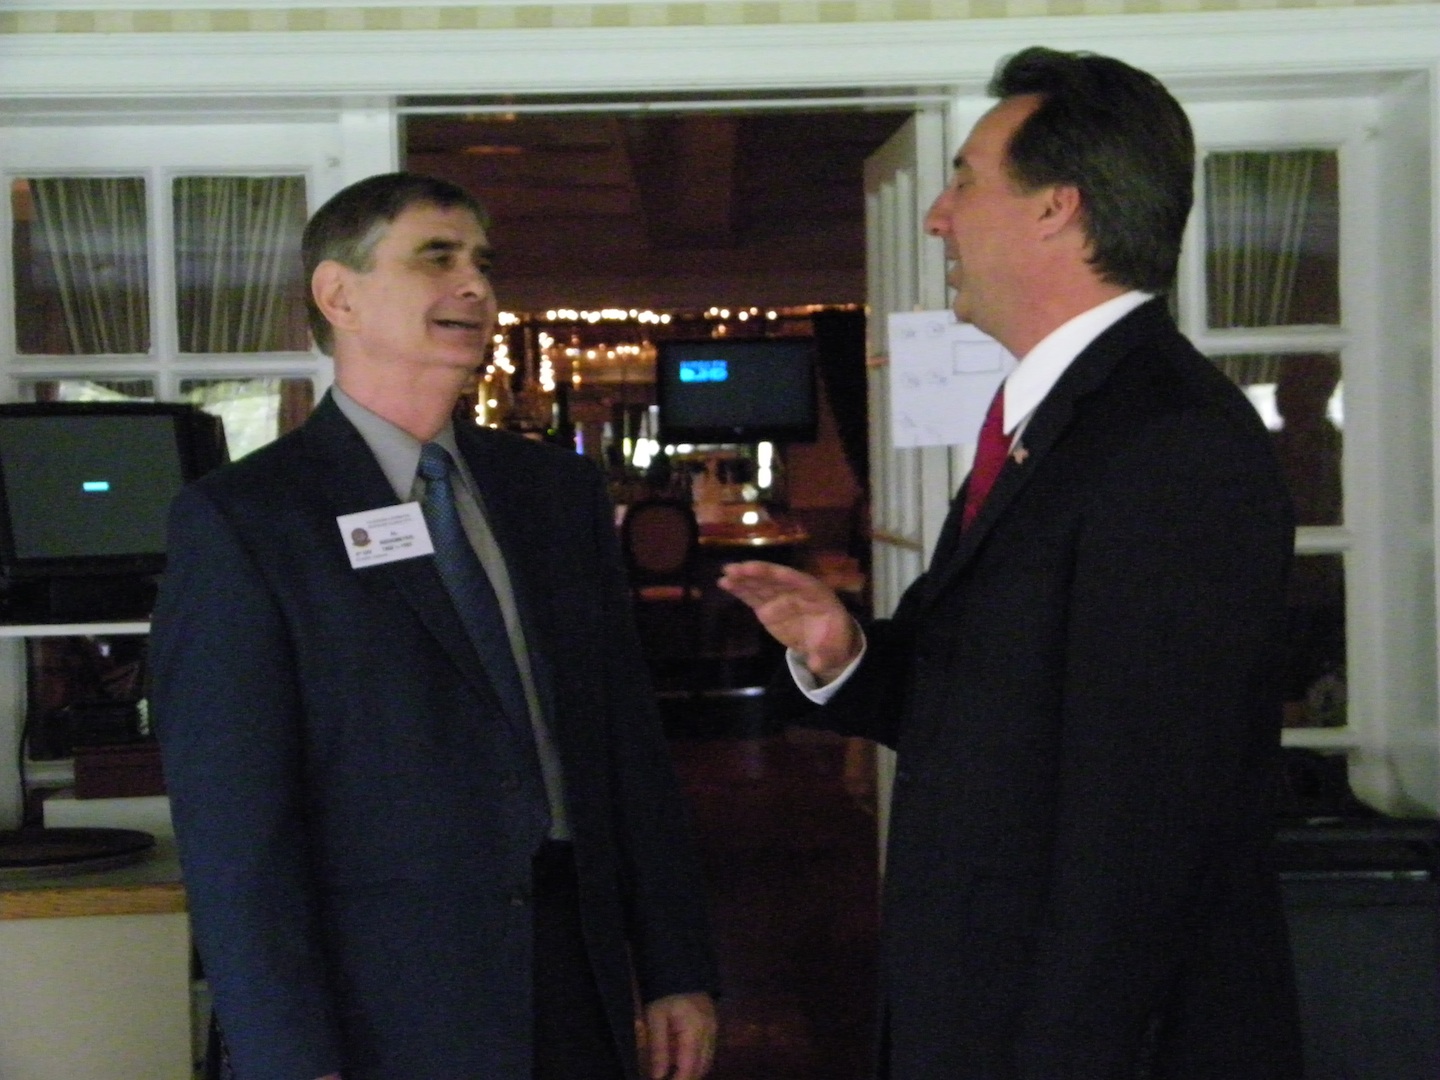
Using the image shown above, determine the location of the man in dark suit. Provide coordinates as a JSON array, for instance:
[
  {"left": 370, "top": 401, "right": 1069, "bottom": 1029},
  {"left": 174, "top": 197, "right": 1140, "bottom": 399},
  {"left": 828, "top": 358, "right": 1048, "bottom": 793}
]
[
  {"left": 721, "top": 47, "right": 1305, "bottom": 1079},
  {"left": 151, "top": 173, "right": 718, "bottom": 1080}
]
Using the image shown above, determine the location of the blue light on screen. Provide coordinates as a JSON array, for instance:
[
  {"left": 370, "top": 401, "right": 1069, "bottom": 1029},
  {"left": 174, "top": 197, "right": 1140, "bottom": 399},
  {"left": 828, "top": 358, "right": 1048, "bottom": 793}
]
[
  {"left": 679, "top": 359, "right": 729, "bottom": 383},
  {"left": 81, "top": 480, "right": 111, "bottom": 493}
]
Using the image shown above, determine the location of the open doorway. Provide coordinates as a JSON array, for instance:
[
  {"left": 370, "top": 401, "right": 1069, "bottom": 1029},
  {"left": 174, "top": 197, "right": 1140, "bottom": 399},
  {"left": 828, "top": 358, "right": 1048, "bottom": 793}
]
[
  {"left": 403, "top": 100, "right": 909, "bottom": 1080},
  {"left": 404, "top": 100, "right": 906, "bottom": 570},
  {"left": 403, "top": 100, "right": 905, "bottom": 665}
]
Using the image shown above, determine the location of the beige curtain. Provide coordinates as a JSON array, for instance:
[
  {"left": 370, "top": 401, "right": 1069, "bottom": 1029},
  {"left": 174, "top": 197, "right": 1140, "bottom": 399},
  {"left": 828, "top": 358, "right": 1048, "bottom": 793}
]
[
  {"left": 1213, "top": 352, "right": 1282, "bottom": 388},
  {"left": 39, "top": 378, "right": 155, "bottom": 402},
  {"left": 28, "top": 177, "right": 150, "bottom": 354},
  {"left": 180, "top": 377, "right": 314, "bottom": 459},
  {"left": 1204, "top": 150, "right": 1327, "bottom": 330},
  {"left": 173, "top": 175, "right": 309, "bottom": 353}
]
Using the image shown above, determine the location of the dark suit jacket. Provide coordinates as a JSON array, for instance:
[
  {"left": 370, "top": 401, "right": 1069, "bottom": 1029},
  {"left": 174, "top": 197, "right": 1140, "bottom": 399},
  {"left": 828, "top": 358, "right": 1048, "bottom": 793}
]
[
  {"left": 151, "top": 394, "right": 717, "bottom": 1080},
  {"left": 788, "top": 300, "right": 1304, "bottom": 1079}
]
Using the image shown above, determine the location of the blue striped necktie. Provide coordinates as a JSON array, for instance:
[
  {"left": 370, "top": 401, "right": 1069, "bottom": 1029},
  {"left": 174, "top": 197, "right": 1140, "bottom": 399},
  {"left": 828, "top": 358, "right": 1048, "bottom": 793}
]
[{"left": 417, "top": 442, "right": 529, "bottom": 724}]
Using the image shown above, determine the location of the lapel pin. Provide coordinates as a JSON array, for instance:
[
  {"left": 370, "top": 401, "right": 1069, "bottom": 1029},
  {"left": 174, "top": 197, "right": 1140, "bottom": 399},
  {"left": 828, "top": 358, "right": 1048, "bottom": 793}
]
[{"left": 1011, "top": 444, "right": 1029, "bottom": 465}]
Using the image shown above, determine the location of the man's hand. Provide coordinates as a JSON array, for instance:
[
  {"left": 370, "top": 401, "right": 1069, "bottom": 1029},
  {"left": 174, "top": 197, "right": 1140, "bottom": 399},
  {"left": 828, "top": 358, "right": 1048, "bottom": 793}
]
[
  {"left": 641, "top": 992, "right": 717, "bottom": 1080},
  {"left": 718, "top": 560, "right": 861, "bottom": 684}
]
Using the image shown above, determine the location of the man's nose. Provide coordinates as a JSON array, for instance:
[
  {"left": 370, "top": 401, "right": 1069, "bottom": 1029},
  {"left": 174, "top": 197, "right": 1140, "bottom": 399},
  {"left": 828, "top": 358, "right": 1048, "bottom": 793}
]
[
  {"left": 922, "top": 195, "right": 947, "bottom": 237},
  {"left": 456, "top": 263, "right": 491, "bottom": 299}
]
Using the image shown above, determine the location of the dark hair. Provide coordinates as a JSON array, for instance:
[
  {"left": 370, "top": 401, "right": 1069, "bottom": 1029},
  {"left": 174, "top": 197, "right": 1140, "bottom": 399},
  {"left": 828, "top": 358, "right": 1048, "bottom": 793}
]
[
  {"left": 301, "top": 172, "right": 489, "bottom": 355},
  {"left": 990, "top": 46, "right": 1194, "bottom": 293}
]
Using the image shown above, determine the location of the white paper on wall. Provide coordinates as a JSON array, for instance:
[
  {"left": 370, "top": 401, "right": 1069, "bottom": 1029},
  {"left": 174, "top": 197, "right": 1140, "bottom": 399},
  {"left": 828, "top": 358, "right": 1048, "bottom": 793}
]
[{"left": 886, "top": 310, "right": 1017, "bottom": 448}]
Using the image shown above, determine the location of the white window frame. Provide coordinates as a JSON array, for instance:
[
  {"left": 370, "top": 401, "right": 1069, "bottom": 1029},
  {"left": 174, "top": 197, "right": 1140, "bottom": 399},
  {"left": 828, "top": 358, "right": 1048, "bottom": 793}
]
[
  {"left": 1180, "top": 86, "right": 1434, "bottom": 815},
  {"left": 0, "top": 119, "right": 346, "bottom": 405},
  {"left": 0, "top": 111, "right": 390, "bottom": 826}
]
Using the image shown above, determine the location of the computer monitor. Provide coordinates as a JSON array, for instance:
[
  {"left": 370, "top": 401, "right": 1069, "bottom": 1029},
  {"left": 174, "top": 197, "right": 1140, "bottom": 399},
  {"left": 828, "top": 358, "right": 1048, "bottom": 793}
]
[
  {"left": 655, "top": 338, "right": 819, "bottom": 446},
  {"left": 0, "top": 401, "right": 228, "bottom": 621}
]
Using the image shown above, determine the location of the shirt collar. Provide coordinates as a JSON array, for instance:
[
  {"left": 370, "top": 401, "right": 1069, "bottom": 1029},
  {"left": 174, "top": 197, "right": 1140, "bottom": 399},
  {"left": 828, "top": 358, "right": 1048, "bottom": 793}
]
[
  {"left": 1002, "top": 290, "right": 1153, "bottom": 435},
  {"left": 331, "top": 384, "right": 460, "bottom": 502}
]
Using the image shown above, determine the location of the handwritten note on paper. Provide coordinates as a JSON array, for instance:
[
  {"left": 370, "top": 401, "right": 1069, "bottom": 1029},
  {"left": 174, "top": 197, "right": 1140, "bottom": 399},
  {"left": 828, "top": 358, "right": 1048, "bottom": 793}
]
[{"left": 887, "top": 311, "right": 1018, "bottom": 448}]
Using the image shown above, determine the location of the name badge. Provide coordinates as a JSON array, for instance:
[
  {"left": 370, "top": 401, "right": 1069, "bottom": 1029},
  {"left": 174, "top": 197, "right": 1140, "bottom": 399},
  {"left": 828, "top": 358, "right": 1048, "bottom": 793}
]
[{"left": 337, "top": 502, "right": 435, "bottom": 569}]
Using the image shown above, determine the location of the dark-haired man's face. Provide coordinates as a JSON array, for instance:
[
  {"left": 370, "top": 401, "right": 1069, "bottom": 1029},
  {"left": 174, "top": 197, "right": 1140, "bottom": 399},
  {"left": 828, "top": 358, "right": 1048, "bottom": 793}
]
[
  {"left": 923, "top": 95, "right": 1049, "bottom": 341},
  {"left": 325, "top": 202, "right": 497, "bottom": 376}
]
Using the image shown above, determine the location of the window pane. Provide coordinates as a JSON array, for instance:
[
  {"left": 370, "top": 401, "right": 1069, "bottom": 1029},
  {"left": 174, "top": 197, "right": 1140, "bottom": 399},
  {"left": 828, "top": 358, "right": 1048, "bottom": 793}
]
[
  {"left": 20, "top": 378, "right": 155, "bottom": 402},
  {"left": 1214, "top": 353, "right": 1343, "bottom": 526},
  {"left": 10, "top": 176, "right": 151, "bottom": 355},
  {"left": 1282, "top": 553, "right": 1346, "bottom": 729},
  {"left": 173, "top": 176, "right": 309, "bottom": 354},
  {"left": 1204, "top": 149, "right": 1339, "bottom": 328},
  {"left": 179, "top": 377, "right": 314, "bottom": 460}
]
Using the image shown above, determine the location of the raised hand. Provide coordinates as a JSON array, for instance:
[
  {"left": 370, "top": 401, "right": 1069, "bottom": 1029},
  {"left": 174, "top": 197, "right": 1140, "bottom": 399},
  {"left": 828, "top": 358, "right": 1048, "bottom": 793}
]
[{"left": 717, "top": 560, "right": 861, "bottom": 685}]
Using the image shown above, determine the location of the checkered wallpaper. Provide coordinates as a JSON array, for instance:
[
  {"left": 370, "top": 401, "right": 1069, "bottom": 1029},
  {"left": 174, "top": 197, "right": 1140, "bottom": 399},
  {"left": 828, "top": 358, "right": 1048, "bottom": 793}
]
[{"left": 0, "top": 0, "right": 1425, "bottom": 35}]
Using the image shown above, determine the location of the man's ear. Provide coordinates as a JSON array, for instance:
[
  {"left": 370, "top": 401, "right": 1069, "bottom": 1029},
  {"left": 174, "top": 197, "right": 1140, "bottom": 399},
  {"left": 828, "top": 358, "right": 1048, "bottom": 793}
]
[
  {"left": 1036, "top": 183, "right": 1083, "bottom": 239},
  {"left": 311, "top": 260, "right": 357, "bottom": 335}
]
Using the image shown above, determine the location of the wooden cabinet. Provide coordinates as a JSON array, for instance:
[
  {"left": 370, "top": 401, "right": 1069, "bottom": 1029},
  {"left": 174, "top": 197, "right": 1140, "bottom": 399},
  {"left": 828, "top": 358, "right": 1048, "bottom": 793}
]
[{"left": 0, "top": 845, "right": 192, "bottom": 1080}]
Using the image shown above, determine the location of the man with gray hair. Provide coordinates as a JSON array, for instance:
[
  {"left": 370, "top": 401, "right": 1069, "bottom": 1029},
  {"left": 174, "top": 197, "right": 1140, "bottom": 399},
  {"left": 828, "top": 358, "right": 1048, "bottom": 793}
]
[{"left": 154, "top": 172, "right": 718, "bottom": 1080}]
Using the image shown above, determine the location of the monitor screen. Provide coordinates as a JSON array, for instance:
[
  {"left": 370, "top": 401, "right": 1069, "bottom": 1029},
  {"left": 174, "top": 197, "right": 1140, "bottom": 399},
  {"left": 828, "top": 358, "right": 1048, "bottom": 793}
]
[
  {"left": 656, "top": 338, "right": 818, "bottom": 445},
  {"left": 0, "top": 402, "right": 228, "bottom": 589}
]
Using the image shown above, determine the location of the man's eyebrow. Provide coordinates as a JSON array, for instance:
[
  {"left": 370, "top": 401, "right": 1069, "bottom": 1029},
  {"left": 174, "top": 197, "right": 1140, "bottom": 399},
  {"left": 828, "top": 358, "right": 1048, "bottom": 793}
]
[
  {"left": 414, "top": 236, "right": 462, "bottom": 255},
  {"left": 414, "top": 236, "right": 495, "bottom": 260}
]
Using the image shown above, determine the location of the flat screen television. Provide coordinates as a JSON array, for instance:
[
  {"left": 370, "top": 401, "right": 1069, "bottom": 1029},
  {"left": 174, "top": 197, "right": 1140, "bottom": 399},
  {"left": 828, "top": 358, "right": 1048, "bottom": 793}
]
[
  {"left": 655, "top": 338, "right": 819, "bottom": 445},
  {"left": 0, "top": 401, "right": 228, "bottom": 621}
]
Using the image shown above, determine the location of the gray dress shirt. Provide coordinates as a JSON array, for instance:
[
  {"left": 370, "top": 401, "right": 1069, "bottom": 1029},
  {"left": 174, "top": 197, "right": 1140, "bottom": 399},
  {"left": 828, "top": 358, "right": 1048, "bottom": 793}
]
[{"left": 332, "top": 385, "right": 570, "bottom": 839}]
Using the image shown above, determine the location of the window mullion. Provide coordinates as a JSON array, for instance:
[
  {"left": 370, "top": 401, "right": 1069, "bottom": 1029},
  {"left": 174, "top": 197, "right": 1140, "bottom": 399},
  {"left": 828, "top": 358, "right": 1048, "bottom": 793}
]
[{"left": 152, "top": 167, "right": 179, "bottom": 401}]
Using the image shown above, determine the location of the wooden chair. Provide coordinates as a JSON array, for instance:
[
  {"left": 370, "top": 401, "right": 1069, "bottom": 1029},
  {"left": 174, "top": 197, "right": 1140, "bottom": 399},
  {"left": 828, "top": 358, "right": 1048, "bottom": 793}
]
[
  {"left": 619, "top": 497, "right": 702, "bottom": 602},
  {"left": 619, "top": 497, "right": 706, "bottom": 691}
]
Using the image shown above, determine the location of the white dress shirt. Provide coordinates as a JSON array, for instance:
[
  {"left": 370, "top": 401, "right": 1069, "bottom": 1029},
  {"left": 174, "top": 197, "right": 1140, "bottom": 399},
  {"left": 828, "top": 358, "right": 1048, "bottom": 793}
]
[{"left": 791, "top": 290, "right": 1154, "bottom": 701}]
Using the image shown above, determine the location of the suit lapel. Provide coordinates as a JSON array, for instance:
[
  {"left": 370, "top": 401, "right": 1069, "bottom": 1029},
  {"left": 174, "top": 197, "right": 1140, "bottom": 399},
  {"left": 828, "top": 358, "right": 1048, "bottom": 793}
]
[
  {"left": 299, "top": 395, "right": 517, "bottom": 724},
  {"left": 918, "top": 300, "right": 1170, "bottom": 609}
]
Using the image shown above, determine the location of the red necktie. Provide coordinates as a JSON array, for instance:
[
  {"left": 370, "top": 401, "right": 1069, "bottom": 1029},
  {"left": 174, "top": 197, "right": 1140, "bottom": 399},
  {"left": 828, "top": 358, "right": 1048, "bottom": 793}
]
[{"left": 962, "top": 385, "right": 1009, "bottom": 530}]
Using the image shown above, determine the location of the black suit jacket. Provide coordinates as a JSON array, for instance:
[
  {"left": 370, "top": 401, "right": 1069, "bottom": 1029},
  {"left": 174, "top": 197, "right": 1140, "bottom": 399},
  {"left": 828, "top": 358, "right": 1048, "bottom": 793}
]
[
  {"left": 152, "top": 394, "right": 716, "bottom": 1080},
  {"left": 792, "top": 300, "right": 1304, "bottom": 1079}
]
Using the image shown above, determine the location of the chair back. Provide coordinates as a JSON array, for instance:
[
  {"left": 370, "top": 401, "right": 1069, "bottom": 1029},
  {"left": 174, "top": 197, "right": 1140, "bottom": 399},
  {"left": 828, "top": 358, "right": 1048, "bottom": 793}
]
[{"left": 621, "top": 497, "right": 700, "bottom": 587}]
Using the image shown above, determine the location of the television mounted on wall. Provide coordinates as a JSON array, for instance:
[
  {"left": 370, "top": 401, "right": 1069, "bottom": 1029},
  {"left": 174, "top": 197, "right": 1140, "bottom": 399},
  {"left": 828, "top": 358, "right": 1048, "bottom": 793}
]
[
  {"left": 0, "top": 401, "right": 228, "bottom": 621},
  {"left": 655, "top": 337, "right": 819, "bottom": 446}
]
